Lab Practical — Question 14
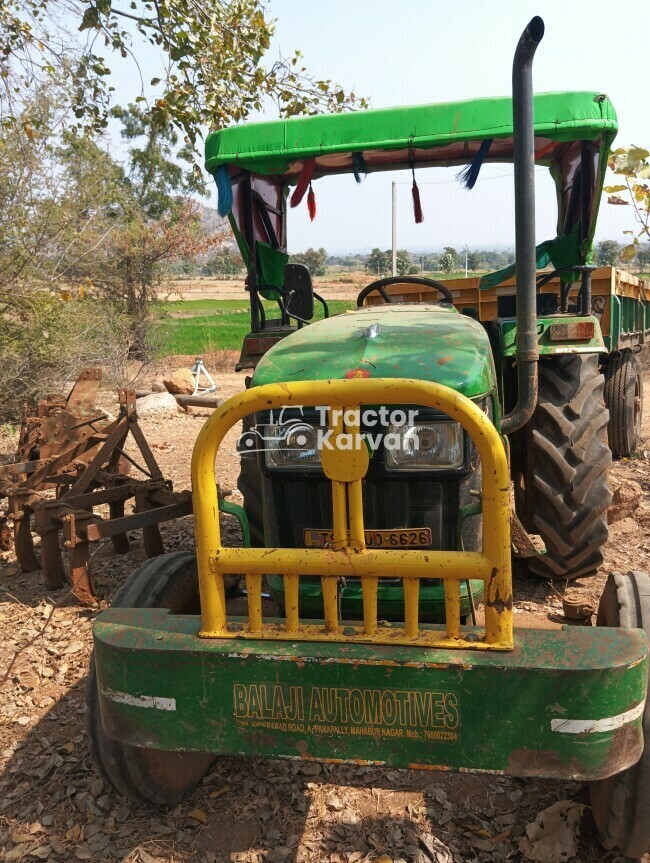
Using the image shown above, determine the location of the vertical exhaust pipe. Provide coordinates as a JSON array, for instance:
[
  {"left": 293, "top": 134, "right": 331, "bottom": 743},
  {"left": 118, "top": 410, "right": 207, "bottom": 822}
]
[{"left": 501, "top": 16, "right": 545, "bottom": 435}]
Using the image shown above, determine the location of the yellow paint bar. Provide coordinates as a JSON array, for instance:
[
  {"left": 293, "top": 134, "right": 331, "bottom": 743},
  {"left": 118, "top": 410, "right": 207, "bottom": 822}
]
[{"left": 191, "top": 378, "right": 513, "bottom": 649}]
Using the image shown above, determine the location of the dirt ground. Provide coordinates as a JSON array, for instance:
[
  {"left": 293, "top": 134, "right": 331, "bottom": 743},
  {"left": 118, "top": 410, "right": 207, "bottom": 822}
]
[{"left": 1, "top": 371, "right": 649, "bottom": 863}]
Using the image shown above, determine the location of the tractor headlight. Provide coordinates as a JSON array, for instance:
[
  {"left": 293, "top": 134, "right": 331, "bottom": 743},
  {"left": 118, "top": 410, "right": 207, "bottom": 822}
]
[
  {"left": 384, "top": 421, "right": 463, "bottom": 470},
  {"left": 264, "top": 422, "right": 322, "bottom": 470}
]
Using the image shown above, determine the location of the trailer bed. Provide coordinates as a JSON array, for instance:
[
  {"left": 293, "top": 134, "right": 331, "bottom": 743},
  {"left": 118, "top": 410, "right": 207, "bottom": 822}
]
[{"left": 367, "top": 267, "right": 650, "bottom": 352}]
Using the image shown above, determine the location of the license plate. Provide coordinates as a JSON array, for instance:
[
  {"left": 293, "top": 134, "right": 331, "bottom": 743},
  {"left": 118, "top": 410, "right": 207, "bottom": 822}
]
[{"left": 303, "top": 528, "right": 432, "bottom": 548}]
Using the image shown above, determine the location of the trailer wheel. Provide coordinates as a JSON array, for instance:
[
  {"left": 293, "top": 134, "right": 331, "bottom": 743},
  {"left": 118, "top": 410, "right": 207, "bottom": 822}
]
[
  {"left": 590, "top": 570, "right": 650, "bottom": 857},
  {"left": 523, "top": 354, "right": 611, "bottom": 580},
  {"left": 87, "top": 551, "right": 215, "bottom": 805},
  {"left": 236, "top": 413, "right": 264, "bottom": 547},
  {"left": 604, "top": 351, "right": 643, "bottom": 458}
]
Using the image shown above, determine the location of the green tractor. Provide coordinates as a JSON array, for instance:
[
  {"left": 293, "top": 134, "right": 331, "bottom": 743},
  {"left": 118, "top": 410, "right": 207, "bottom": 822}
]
[{"left": 88, "top": 18, "right": 650, "bottom": 857}]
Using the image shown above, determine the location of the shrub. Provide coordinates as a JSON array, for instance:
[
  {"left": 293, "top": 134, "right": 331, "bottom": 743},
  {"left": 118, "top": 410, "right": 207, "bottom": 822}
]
[{"left": 0, "top": 296, "right": 138, "bottom": 423}]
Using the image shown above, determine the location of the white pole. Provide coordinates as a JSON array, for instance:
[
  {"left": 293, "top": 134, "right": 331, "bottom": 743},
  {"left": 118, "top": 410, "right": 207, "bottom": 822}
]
[{"left": 391, "top": 181, "right": 397, "bottom": 276}]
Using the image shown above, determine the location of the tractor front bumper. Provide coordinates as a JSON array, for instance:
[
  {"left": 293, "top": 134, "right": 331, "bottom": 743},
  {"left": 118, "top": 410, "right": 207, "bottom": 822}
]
[{"left": 93, "top": 608, "right": 647, "bottom": 781}]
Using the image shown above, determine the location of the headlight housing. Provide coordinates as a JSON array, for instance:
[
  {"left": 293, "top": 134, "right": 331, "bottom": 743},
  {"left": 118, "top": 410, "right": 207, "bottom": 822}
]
[
  {"left": 264, "top": 422, "right": 322, "bottom": 470},
  {"left": 384, "top": 420, "right": 463, "bottom": 470}
]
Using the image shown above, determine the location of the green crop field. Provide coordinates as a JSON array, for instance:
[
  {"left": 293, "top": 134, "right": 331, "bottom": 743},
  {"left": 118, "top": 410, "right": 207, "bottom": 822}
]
[{"left": 156, "top": 298, "right": 355, "bottom": 355}]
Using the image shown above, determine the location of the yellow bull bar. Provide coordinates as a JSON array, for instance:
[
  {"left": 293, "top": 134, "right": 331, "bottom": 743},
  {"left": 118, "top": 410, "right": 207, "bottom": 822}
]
[{"left": 191, "top": 378, "right": 514, "bottom": 650}]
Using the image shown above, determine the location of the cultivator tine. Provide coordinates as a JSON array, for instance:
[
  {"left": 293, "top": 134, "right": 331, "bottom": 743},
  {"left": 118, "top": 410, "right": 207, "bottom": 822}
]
[
  {"left": 13, "top": 512, "right": 41, "bottom": 573},
  {"left": 69, "top": 542, "right": 96, "bottom": 606},
  {"left": 39, "top": 528, "right": 67, "bottom": 589},
  {"left": 142, "top": 523, "right": 165, "bottom": 558},
  {"left": 109, "top": 500, "right": 129, "bottom": 554}
]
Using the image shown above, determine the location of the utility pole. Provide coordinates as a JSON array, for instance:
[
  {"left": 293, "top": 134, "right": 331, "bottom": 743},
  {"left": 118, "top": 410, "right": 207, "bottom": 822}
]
[
  {"left": 391, "top": 181, "right": 397, "bottom": 276},
  {"left": 464, "top": 244, "right": 469, "bottom": 278}
]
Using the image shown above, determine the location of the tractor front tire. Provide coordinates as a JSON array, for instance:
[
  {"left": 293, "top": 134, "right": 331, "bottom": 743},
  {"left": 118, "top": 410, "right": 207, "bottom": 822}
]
[
  {"left": 590, "top": 571, "right": 650, "bottom": 857},
  {"left": 87, "top": 552, "right": 215, "bottom": 806},
  {"left": 524, "top": 354, "right": 611, "bottom": 580},
  {"left": 604, "top": 350, "right": 643, "bottom": 458}
]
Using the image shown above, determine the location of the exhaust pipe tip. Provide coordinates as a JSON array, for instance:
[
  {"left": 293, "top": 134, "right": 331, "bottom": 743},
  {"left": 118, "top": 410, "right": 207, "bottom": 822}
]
[{"left": 527, "top": 16, "right": 545, "bottom": 44}]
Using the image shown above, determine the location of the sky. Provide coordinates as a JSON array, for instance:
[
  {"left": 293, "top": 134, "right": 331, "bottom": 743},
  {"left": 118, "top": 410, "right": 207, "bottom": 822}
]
[{"left": 109, "top": 0, "right": 650, "bottom": 254}]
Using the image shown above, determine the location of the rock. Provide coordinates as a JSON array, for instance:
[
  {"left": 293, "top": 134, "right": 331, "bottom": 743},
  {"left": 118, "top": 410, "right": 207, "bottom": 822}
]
[
  {"left": 136, "top": 392, "right": 180, "bottom": 418},
  {"left": 151, "top": 381, "right": 167, "bottom": 393},
  {"left": 608, "top": 477, "right": 642, "bottom": 524},
  {"left": 163, "top": 368, "right": 195, "bottom": 395}
]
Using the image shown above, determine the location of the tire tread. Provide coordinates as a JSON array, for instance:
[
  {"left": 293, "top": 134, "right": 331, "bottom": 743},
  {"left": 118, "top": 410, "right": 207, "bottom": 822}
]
[
  {"left": 87, "top": 552, "right": 213, "bottom": 806},
  {"left": 605, "top": 351, "right": 642, "bottom": 458},
  {"left": 590, "top": 571, "right": 650, "bottom": 857},
  {"left": 525, "top": 354, "right": 611, "bottom": 580}
]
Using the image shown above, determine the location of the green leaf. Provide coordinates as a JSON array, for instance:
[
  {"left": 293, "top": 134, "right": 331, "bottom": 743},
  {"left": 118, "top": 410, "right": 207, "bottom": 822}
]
[
  {"left": 603, "top": 185, "right": 627, "bottom": 193},
  {"left": 620, "top": 243, "right": 637, "bottom": 261}
]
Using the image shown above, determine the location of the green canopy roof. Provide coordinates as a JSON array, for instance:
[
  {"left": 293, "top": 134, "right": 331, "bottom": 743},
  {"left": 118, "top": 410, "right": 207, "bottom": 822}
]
[{"left": 205, "top": 91, "right": 617, "bottom": 178}]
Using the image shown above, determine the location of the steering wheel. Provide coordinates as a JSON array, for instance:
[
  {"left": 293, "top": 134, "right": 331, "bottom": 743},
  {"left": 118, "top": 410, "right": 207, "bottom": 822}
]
[{"left": 356, "top": 276, "right": 455, "bottom": 307}]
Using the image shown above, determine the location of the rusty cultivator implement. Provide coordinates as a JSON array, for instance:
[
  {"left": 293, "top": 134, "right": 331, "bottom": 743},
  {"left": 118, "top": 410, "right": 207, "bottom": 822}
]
[{"left": 0, "top": 368, "right": 192, "bottom": 604}]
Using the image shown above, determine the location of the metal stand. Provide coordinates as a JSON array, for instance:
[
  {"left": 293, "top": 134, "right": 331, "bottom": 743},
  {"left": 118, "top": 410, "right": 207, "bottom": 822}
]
[{"left": 191, "top": 357, "right": 217, "bottom": 395}]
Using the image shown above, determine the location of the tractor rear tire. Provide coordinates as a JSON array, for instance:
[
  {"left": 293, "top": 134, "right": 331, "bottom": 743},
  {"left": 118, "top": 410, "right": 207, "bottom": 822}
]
[
  {"left": 524, "top": 354, "right": 611, "bottom": 580},
  {"left": 604, "top": 350, "right": 643, "bottom": 458},
  {"left": 86, "top": 552, "right": 215, "bottom": 805},
  {"left": 236, "top": 413, "right": 264, "bottom": 547},
  {"left": 590, "top": 570, "right": 650, "bottom": 857}
]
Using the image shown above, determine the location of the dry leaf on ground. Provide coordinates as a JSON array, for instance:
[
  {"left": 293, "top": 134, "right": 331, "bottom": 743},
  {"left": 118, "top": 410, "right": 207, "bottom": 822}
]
[{"left": 519, "top": 799, "right": 585, "bottom": 862}]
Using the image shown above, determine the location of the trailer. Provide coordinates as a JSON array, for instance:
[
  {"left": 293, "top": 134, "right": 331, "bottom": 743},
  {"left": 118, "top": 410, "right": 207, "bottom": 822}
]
[{"left": 366, "top": 266, "right": 647, "bottom": 459}]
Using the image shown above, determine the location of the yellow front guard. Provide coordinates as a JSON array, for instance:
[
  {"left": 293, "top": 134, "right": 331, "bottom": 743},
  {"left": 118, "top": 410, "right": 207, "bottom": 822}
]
[{"left": 191, "top": 378, "right": 513, "bottom": 650}]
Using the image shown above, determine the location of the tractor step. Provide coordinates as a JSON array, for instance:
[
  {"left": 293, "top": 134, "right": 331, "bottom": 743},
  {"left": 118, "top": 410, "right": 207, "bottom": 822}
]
[{"left": 93, "top": 609, "right": 647, "bottom": 781}]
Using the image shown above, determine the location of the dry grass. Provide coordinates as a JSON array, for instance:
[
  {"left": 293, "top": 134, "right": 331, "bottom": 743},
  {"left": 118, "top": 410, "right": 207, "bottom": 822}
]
[{"left": 198, "top": 349, "right": 240, "bottom": 373}]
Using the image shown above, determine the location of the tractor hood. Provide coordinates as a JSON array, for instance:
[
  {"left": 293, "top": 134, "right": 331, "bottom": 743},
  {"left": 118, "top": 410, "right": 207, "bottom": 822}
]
[{"left": 252, "top": 305, "right": 496, "bottom": 399}]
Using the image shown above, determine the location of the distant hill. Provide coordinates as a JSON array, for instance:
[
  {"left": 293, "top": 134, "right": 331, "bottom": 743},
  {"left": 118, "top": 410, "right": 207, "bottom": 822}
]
[{"left": 198, "top": 202, "right": 227, "bottom": 234}]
